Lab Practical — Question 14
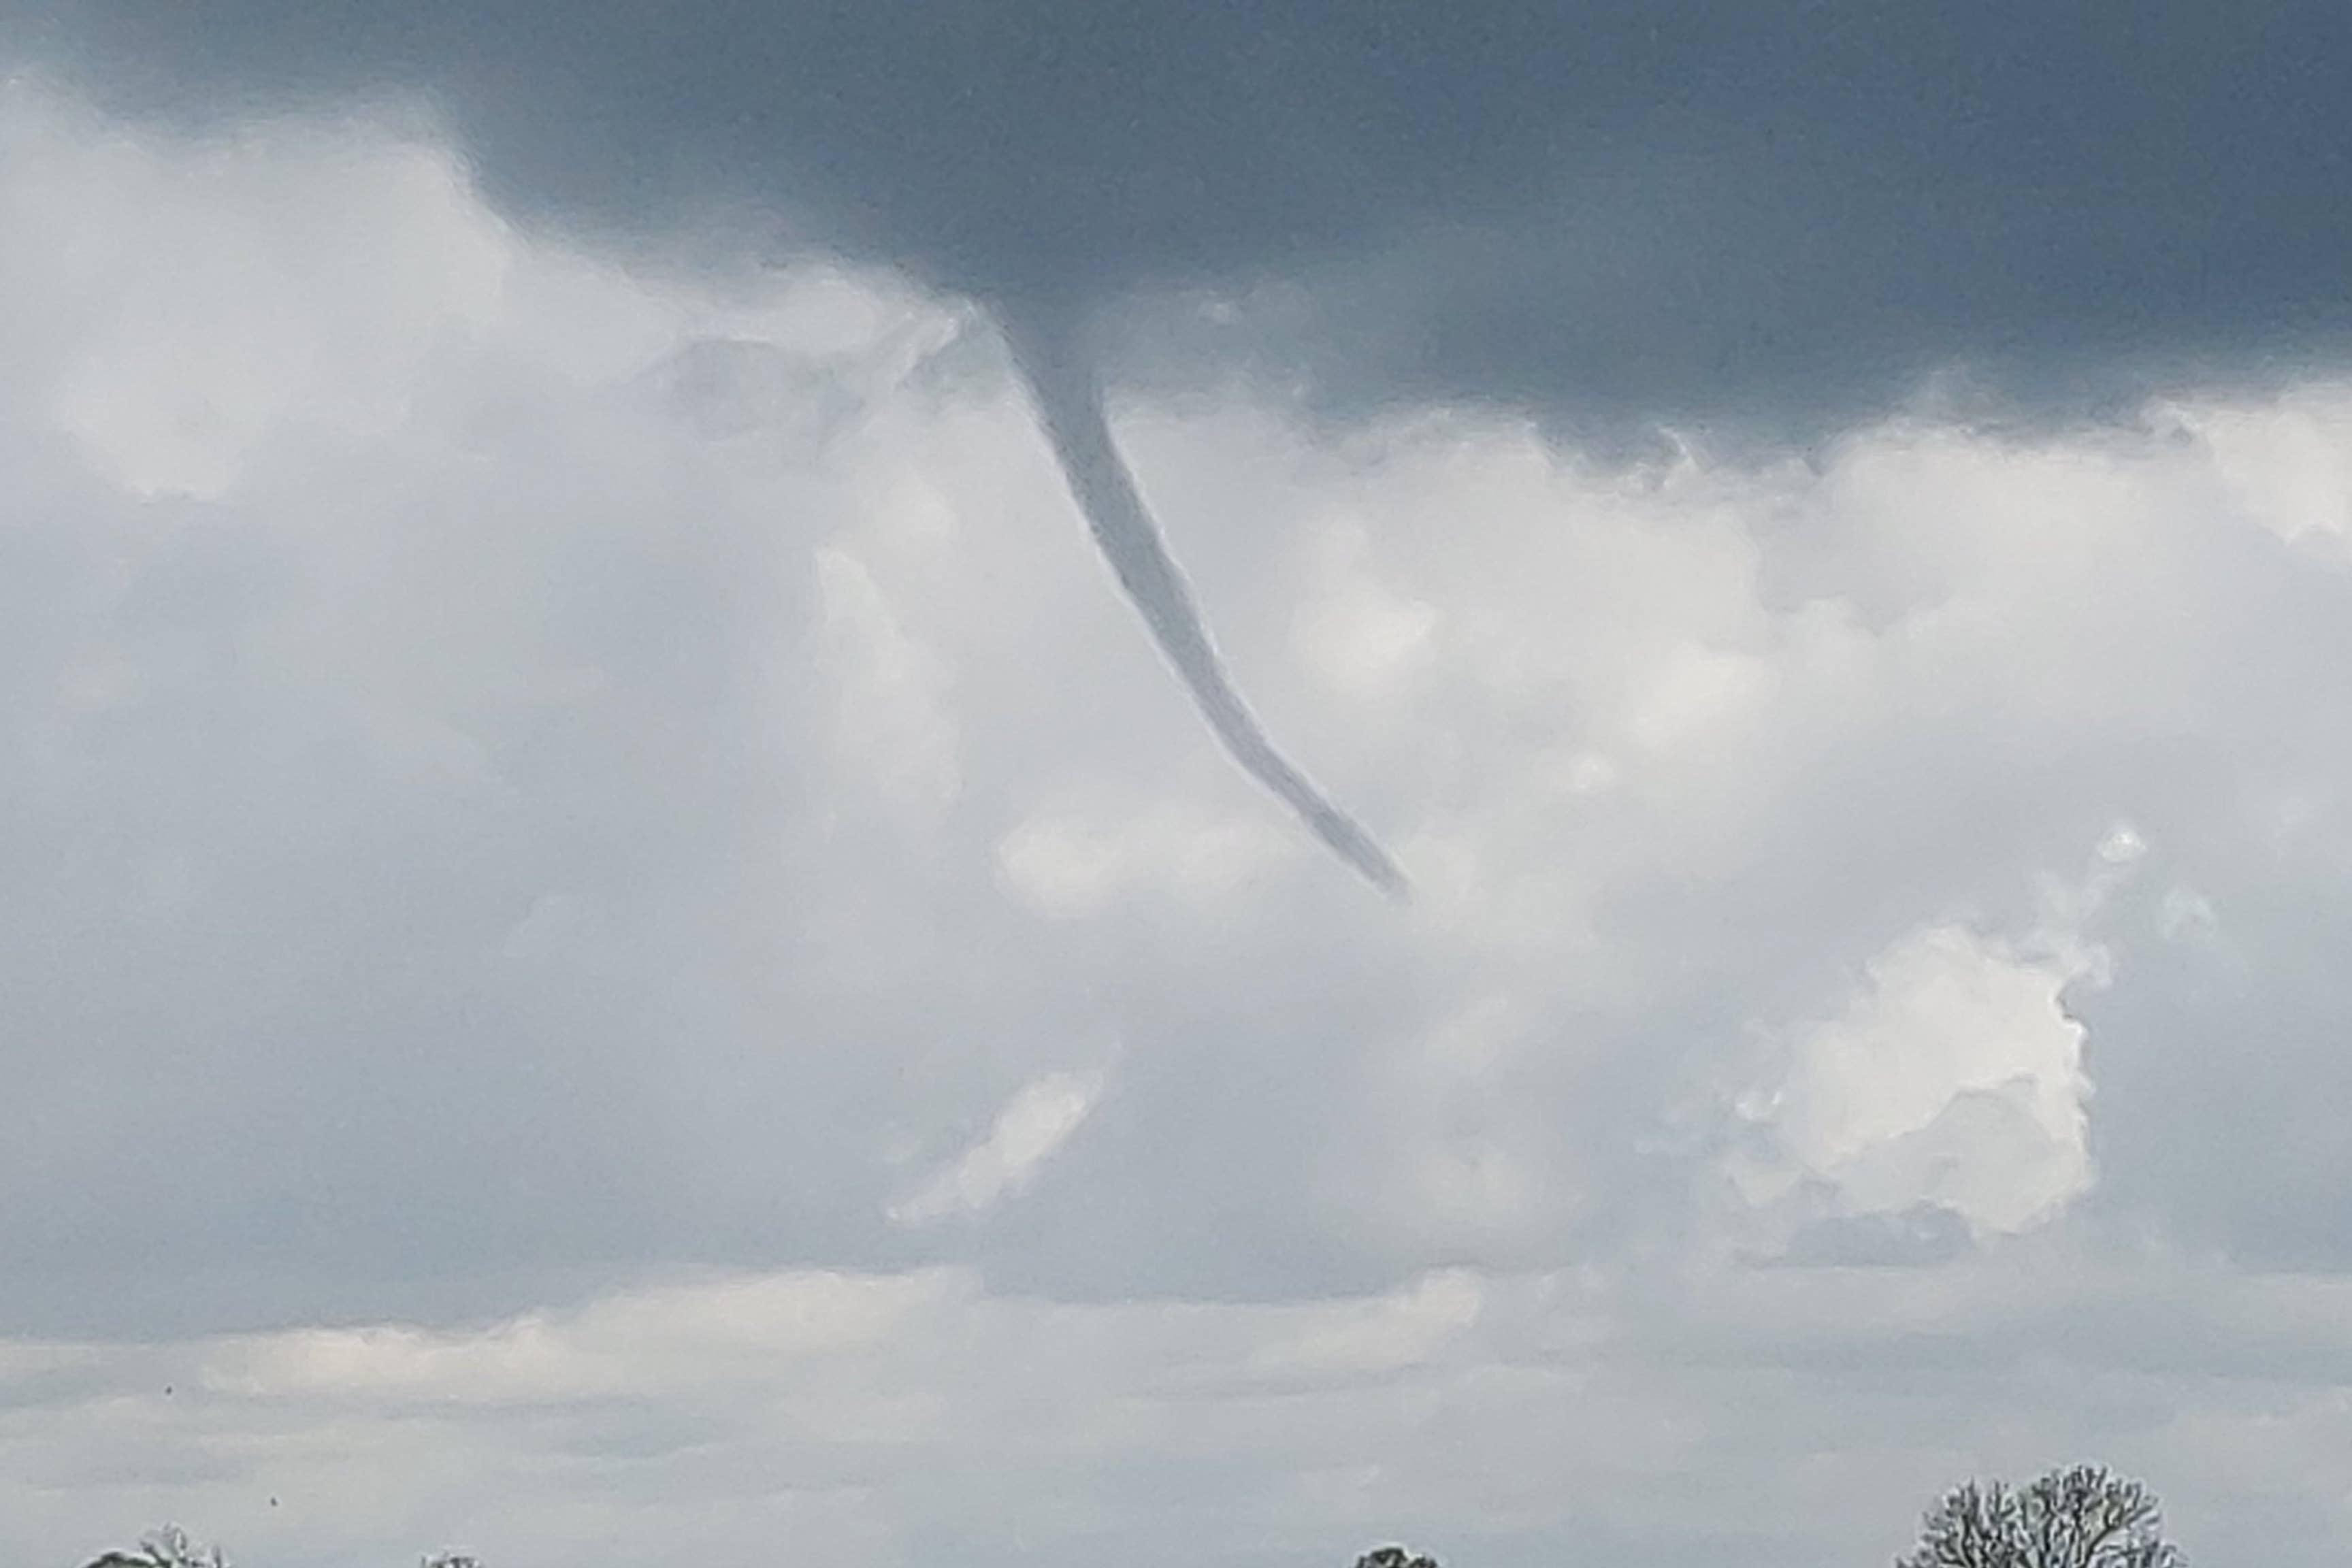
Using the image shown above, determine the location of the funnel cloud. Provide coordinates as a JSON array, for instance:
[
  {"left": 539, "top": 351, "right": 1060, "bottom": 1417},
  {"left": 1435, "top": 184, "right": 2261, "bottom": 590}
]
[{"left": 1001, "top": 308, "right": 1407, "bottom": 898}]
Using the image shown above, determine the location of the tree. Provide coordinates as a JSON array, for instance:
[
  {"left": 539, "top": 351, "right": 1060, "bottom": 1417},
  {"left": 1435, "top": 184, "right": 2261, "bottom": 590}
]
[
  {"left": 81, "top": 1526, "right": 229, "bottom": 1568},
  {"left": 1354, "top": 1547, "right": 1441, "bottom": 1568},
  {"left": 78, "top": 1529, "right": 483, "bottom": 1568},
  {"left": 1899, "top": 1465, "right": 2186, "bottom": 1568}
]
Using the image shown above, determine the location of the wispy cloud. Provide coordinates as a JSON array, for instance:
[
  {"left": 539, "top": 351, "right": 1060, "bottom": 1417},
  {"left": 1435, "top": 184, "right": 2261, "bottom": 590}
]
[{"left": 891, "top": 1069, "right": 1107, "bottom": 1226}]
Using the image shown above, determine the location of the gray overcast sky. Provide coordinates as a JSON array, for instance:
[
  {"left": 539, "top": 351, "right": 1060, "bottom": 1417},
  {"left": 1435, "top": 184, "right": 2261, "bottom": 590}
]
[{"left": 5, "top": 5, "right": 2352, "bottom": 1567}]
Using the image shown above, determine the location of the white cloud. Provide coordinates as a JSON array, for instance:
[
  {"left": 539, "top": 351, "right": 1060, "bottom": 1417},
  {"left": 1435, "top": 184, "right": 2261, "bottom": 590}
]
[
  {"left": 203, "top": 1267, "right": 964, "bottom": 1405},
  {"left": 1248, "top": 1269, "right": 1486, "bottom": 1377},
  {"left": 994, "top": 800, "right": 1295, "bottom": 917},
  {"left": 813, "top": 544, "right": 963, "bottom": 820},
  {"left": 3, "top": 85, "right": 509, "bottom": 500},
  {"left": 2159, "top": 387, "right": 2352, "bottom": 550},
  {"left": 1740, "top": 920, "right": 2099, "bottom": 1238},
  {"left": 890, "top": 1069, "right": 1107, "bottom": 1225},
  {"left": 1731, "top": 832, "right": 2148, "bottom": 1243},
  {"left": 1292, "top": 519, "right": 1442, "bottom": 700},
  {"left": 2158, "top": 883, "right": 2221, "bottom": 944}
]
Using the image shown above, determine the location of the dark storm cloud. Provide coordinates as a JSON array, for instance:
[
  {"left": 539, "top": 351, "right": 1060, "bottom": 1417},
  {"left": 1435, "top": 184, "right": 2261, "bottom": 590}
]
[
  {"left": 22, "top": 1, "right": 2348, "bottom": 893},
  {"left": 19, "top": 0, "right": 2352, "bottom": 431}
]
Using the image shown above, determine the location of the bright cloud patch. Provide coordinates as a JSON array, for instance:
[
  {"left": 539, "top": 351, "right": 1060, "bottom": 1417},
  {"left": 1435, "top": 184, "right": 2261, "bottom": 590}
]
[
  {"left": 203, "top": 1267, "right": 961, "bottom": 1406},
  {"left": 1249, "top": 1269, "right": 1486, "bottom": 1377},
  {"left": 994, "top": 801, "right": 1294, "bottom": 917},
  {"left": 2161, "top": 388, "right": 2352, "bottom": 550},
  {"left": 1740, "top": 921, "right": 2099, "bottom": 1239},
  {"left": 891, "top": 1069, "right": 1107, "bottom": 1224},
  {"left": 1731, "top": 834, "right": 2151, "bottom": 1245}
]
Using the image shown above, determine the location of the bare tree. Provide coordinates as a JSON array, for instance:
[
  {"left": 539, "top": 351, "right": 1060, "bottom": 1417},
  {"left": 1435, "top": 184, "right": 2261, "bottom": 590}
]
[
  {"left": 80, "top": 1528, "right": 483, "bottom": 1568},
  {"left": 1900, "top": 1465, "right": 2186, "bottom": 1568},
  {"left": 1354, "top": 1546, "right": 1441, "bottom": 1568},
  {"left": 81, "top": 1526, "right": 229, "bottom": 1568}
]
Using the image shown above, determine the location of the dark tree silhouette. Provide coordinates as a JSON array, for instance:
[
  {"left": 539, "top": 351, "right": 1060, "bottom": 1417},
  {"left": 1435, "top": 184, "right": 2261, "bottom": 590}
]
[
  {"left": 1899, "top": 1465, "right": 2186, "bottom": 1568},
  {"left": 80, "top": 1526, "right": 229, "bottom": 1568},
  {"left": 1354, "top": 1546, "right": 1441, "bottom": 1568},
  {"left": 78, "top": 1526, "right": 484, "bottom": 1568}
]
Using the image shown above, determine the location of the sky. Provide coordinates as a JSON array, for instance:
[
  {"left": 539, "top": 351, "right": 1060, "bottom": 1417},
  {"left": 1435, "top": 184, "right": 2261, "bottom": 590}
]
[{"left": 3, "top": 5, "right": 2352, "bottom": 1565}]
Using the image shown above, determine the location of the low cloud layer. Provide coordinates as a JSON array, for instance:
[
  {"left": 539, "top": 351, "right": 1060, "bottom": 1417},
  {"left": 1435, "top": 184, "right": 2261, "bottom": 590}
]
[
  {"left": 5, "top": 82, "right": 2352, "bottom": 1565},
  {"left": 13, "top": 1256, "right": 2352, "bottom": 1568}
]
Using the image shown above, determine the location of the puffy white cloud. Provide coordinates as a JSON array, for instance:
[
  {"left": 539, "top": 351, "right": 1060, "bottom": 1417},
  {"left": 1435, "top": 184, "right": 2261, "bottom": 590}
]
[
  {"left": 1729, "top": 831, "right": 2149, "bottom": 1245},
  {"left": 1738, "top": 919, "right": 2100, "bottom": 1240},
  {"left": 2160, "top": 388, "right": 2352, "bottom": 551}
]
